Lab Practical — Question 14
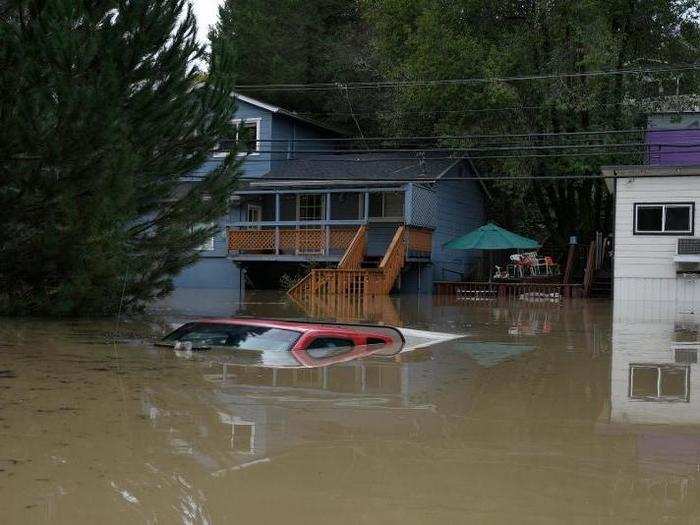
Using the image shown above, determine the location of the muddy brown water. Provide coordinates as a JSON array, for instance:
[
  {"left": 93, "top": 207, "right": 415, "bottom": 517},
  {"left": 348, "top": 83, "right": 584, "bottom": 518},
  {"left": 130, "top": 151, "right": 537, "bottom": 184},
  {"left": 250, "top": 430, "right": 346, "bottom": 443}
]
[{"left": 1, "top": 293, "right": 699, "bottom": 523}]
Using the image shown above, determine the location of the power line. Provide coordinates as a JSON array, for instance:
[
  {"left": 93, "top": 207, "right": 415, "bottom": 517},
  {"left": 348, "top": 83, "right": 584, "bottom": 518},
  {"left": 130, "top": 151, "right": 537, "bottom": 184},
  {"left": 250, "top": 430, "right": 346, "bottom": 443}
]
[
  {"left": 290, "top": 98, "right": 698, "bottom": 118},
  {"left": 220, "top": 150, "right": 647, "bottom": 163},
  {"left": 233, "top": 64, "right": 700, "bottom": 92},
  {"left": 222, "top": 141, "right": 700, "bottom": 156},
  {"left": 233, "top": 170, "right": 690, "bottom": 182},
  {"left": 249, "top": 127, "right": 700, "bottom": 143}
]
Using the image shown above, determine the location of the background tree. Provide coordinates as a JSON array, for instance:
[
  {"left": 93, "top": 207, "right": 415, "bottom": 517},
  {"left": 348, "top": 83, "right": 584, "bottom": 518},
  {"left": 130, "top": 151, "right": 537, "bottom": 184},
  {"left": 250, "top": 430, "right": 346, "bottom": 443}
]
[
  {"left": 362, "top": 0, "right": 700, "bottom": 245},
  {"left": 0, "top": 0, "right": 239, "bottom": 315},
  {"left": 210, "top": 0, "right": 383, "bottom": 134}
]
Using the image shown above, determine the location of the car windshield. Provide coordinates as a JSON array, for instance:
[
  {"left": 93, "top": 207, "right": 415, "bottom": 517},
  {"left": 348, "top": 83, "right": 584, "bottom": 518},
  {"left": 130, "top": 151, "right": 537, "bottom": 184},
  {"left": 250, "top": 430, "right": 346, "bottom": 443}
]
[{"left": 160, "top": 323, "right": 301, "bottom": 351}]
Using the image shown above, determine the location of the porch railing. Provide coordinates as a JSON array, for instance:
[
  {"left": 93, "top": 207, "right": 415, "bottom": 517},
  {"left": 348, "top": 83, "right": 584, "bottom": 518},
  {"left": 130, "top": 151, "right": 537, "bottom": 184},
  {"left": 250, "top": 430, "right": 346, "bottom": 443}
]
[
  {"left": 228, "top": 226, "right": 358, "bottom": 256},
  {"left": 405, "top": 227, "right": 433, "bottom": 256}
]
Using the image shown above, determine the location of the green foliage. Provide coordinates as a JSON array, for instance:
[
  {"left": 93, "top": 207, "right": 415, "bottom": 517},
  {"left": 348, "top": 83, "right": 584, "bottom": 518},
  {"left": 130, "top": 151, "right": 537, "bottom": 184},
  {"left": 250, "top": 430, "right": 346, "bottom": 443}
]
[
  {"left": 210, "top": 0, "right": 382, "bottom": 133},
  {"left": 0, "top": 0, "right": 240, "bottom": 316},
  {"left": 362, "top": 0, "right": 700, "bottom": 245}
]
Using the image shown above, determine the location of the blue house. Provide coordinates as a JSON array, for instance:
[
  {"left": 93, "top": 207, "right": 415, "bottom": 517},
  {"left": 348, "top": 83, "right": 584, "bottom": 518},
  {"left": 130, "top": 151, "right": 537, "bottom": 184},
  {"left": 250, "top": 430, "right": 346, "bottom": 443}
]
[{"left": 173, "top": 94, "right": 487, "bottom": 304}]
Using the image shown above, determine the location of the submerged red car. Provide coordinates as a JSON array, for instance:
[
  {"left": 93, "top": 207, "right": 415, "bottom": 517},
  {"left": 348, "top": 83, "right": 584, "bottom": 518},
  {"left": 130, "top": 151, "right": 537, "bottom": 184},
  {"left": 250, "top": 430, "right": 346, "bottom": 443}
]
[{"left": 158, "top": 318, "right": 405, "bottom": 367}]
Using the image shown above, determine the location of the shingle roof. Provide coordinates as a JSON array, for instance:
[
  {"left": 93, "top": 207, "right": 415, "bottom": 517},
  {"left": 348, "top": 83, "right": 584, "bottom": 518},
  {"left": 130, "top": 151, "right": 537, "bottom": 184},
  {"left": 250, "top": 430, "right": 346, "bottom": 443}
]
[{"left": 257, "top": 152, "right": 462, "bottom": 185}]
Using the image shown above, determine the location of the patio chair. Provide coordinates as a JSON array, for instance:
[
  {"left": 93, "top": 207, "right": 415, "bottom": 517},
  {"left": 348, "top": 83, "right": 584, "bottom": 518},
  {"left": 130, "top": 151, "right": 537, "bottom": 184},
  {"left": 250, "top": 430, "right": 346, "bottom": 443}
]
[
  {"left": 544, "top": 256, "right": 560, "bottom": 275},
  {"left": 494, "top": 266, "right": 509, "bottom": 280}
]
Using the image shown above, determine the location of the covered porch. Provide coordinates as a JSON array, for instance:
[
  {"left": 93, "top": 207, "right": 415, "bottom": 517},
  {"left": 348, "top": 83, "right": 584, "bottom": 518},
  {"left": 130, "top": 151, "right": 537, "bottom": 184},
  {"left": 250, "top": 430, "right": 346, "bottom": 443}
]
[{"left": 227, "top": 185, "right": 435, "bottom": 260}]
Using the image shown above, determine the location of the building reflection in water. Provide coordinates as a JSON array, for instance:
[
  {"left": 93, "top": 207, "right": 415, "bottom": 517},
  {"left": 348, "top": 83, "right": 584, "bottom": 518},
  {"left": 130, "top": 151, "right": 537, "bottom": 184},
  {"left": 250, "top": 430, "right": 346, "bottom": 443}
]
[
  {"left": 600, "top": 300, "right": 700, "bottom": 506},
  {"left": 141, "top": 345, "right": 476, "bottom": 478}
]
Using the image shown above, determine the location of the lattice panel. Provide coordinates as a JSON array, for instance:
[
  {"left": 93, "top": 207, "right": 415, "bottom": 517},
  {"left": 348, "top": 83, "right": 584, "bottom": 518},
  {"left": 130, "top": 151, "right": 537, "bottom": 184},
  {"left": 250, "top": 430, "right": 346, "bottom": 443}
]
[
  {"left": 228, "top": 229, "right": 275, "bottom": 251},
  {"left": 409, "top": 185, "right": 438, "bottom": 228},
  {"left": 278, "top": 229, "right": 325, "bottom": 255},
  {"left": 329, "top": 228, "right": 358, "bottom": 249}
]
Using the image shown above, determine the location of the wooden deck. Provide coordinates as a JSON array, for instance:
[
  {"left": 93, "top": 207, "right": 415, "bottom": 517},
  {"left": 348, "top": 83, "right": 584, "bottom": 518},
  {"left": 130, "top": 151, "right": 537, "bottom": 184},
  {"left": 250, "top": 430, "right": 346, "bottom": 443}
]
[
  {"left": 434, "top": 281, "right": 584, "bottom": 301},
  {"left": 287, "top": 226, "right": 433, "bottom": 300}
]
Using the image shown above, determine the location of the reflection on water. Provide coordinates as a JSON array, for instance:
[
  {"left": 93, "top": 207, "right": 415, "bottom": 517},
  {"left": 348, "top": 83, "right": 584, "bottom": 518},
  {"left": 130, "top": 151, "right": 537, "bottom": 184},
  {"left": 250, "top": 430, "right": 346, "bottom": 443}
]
[{"left": 4, "top": 295, "right": 700, "bottom": 522}]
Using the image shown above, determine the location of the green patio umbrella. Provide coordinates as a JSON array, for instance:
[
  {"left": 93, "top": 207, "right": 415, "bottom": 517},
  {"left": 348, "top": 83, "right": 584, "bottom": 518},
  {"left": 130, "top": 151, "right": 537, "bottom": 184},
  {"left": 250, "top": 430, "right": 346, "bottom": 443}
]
[
  {"left": 444, "top": 223, "right": 540, "bottom": 281},
  {"left": 444, "top": 223, "right": 540, "bottom": 250}
]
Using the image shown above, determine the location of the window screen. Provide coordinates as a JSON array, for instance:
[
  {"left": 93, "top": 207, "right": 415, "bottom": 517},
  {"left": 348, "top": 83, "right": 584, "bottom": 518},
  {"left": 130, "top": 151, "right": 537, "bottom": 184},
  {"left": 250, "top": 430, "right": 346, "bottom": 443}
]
[
  {"left": 368, "top": 192, "right": 404, "bottom": 219},
  {"left": 665, "top": 206, "right": 692, "bottom": 232},
  {"left": 636, "top": 206, "right": 663, "bottom": 232}
]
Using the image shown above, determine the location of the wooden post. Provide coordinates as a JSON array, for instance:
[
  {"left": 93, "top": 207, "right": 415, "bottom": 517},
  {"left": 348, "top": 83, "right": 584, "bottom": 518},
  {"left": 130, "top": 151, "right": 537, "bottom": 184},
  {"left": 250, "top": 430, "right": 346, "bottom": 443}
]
[{"left": 563, "top": 244, "right": 576, "bottom": 285}]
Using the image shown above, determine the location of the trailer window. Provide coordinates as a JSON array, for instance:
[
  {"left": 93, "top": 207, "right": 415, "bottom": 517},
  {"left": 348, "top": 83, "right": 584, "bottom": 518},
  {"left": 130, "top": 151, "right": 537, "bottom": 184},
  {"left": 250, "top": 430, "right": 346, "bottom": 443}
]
[
  {"left": 629, "top": 364, "right": 690, "bottom": 401},
  {"left": 634, "top": 203, "right": 693, "bottom": 234}
]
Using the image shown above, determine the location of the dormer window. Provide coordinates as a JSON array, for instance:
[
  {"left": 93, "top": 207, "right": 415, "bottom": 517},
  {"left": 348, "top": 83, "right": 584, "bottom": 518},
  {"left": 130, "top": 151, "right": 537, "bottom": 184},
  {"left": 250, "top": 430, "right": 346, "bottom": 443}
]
[{"left": 214, "top": 118, "right": 261, "bottom": 157}]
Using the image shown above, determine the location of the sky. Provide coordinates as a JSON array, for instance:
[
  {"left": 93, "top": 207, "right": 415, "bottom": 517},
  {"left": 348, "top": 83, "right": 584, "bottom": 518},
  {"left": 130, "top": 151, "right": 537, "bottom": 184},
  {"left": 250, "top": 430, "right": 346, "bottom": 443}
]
[{"left": 191, "top": 0, "right": 225, "bottom": 44}]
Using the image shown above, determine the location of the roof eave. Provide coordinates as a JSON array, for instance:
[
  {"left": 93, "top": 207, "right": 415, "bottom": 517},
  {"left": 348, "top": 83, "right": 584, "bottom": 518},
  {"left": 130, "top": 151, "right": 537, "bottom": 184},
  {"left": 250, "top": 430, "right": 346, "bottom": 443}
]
[{"left": 601, "top": 164, "right": 700, "bottom": 194}]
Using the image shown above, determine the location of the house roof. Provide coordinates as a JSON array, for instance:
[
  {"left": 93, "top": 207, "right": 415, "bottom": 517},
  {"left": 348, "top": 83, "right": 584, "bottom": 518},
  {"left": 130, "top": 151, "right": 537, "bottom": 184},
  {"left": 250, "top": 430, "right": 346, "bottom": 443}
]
[
  {"left": 245, "top": 152, "right": 463, "bottom": 188},
  {"left": 601, "top": 163, "right": 700, "bottom": 193},
  {"left": 233, "top": 93, "right": 347, "bottom": 136}
]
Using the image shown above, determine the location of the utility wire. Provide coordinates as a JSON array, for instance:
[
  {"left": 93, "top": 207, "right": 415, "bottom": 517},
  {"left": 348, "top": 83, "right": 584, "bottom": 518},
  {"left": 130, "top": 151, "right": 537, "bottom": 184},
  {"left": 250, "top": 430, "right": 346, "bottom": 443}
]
[
  {"left": 233, "top": 64, "right": 700, "bottom": 92},
  {"left": 290, "top": 98, "right": 699, "bottom": 117},
  {"left": 248, "top": 127, "right": 700, "bottom": 143},
  {"left": 221, "top": 141, "right": 700, "bottom": 155},
  {"left": 211, "top": 150, "right": 647, "bottom": 163},
  {"left": 232, "top": 170, "right": 696, "bottom": 182},
  {"left": 339, "top": 84, "right": 368, "bottom": 149}
]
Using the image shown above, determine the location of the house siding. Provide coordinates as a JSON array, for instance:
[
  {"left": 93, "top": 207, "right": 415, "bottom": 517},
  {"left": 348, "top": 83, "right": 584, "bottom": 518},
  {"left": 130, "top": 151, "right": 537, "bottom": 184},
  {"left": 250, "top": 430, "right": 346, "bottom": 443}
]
[
  {"left": 613, "top": 174, "right": 700, "bottom": 303},
  {"left": 647, "top": 114, "right": 700, "bottom": 166},
  {"left": 270, "top": 114, "right": 338, "bottom": 165},
  {"left": 172, "top": 96, "right": 487, "bottom": 296},
  {"left": 432, "top": 165, "right": 485, "bottom": 281}
]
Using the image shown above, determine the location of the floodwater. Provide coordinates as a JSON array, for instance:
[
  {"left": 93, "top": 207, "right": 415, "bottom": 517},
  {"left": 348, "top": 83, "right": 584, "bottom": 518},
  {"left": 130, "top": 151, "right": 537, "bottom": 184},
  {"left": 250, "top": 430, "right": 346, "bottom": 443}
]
[{"left": 1, "top": 292, "right": 699, "bottom": 523}]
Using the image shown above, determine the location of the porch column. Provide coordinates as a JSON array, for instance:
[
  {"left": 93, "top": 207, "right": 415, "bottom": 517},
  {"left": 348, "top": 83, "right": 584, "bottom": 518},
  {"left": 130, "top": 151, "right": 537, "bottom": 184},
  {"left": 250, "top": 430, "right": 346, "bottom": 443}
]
[
  {"left": 325, "top": 192, "right": 331, "bottom": 255},
  {"left": 364, "top": 192, "right": 369, "bottom": 221},
  {"left": 275, "top": 193, "right": 281, "bottom": 255}
]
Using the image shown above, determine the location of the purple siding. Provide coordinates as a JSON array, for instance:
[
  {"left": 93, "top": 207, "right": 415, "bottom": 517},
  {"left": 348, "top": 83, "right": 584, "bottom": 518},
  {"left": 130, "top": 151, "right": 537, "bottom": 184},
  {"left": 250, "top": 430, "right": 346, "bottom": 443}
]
[
  {"left": 647, "top": 114, "right": 700, "bottom": 166},
  {"left": 647, "top": 129, "right": 700, "bottom": 165}
]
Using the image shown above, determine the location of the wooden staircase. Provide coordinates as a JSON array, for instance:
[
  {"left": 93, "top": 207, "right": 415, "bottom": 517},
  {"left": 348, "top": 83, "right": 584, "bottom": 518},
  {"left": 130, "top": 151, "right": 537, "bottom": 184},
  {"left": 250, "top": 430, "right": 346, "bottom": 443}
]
[{"left": 288, "top": 225, "right": 414, "bottom": 302}]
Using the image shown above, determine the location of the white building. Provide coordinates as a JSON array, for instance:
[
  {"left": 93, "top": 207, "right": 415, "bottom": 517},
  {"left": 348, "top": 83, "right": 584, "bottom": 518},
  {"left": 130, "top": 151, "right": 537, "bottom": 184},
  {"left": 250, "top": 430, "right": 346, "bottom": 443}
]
[{"left": 603, "top": 164, "right": 700, "bottom": 304}]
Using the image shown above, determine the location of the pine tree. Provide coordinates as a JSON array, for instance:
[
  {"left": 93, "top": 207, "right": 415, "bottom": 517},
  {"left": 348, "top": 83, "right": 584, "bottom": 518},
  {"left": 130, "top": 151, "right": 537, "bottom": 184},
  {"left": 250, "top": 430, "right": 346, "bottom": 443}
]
[
  {"left": 0, "top": 0, "right": 239, "bottom": 315},
  {"left": 209, "top": 0, "right": 380, "bottom": 133}
]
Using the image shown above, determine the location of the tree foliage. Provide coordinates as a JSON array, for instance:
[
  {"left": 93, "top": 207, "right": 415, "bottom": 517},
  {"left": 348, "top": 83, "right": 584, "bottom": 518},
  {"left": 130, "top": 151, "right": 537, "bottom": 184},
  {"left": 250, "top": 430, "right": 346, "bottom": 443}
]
[
  {"left": 210, "top": 0, "right": 381, "bottom": 133},
  {"left": 214, "top": 0, "right": 700, "bottom": 247},
  {"left": 363, "top": 0, "right": 700, "bottom": 245},
  {"left": 0, "top": 0, "right": 239, "bottom": 315}
]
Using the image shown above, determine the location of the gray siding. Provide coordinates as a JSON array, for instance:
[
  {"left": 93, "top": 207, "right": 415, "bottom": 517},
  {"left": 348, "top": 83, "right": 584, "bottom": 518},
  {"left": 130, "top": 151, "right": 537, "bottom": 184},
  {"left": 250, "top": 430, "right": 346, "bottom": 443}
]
[
  {"left": 172, "top": 216, "right": 242, "bottom": 290},
  {"left": 366, "top": 223, "right": 401, "bottom": 257},
  {"left": 432, "top": 164, "right": 485, "bottom": 281}
]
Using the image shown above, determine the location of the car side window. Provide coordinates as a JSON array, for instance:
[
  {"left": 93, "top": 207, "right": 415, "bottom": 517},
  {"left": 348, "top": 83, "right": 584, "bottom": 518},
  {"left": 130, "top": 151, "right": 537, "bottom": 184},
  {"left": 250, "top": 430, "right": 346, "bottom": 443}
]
[{"left": 306, "top": 337, "right": 355, "bottom": 359}]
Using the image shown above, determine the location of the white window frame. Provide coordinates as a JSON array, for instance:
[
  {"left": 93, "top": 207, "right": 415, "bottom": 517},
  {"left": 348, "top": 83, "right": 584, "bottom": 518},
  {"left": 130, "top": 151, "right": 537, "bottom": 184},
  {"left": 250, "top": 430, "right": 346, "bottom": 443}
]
[
  {"left": 193, "top": 223, "right": 216, "bottom": 251},
  {"left": 246, "top": 204, "right": 262, "bottom": 222},
  {"left": 296, "top": 193, "right": 325, "bottom": 222},
  {"left": 629, "top": 364, "right": 690, "bottom": 402},
  {"left": 368, "top": 191, "right": 405, "bottom": 221},
  {"left": 245, "top": 204, "right": 262, "bottom": 231},
  {"left": 213, "top": 118, "right": 262, "bottom": 158},
  {"left": 633, "top": 202, "right": 694, "bottom": 235}
]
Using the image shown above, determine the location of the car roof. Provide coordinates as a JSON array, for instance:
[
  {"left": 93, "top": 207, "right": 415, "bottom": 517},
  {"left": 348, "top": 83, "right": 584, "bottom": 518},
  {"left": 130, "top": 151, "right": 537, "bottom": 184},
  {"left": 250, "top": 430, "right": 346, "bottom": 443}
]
[{"left": 192, "top": 318, "right": 369, "bottom": 336}]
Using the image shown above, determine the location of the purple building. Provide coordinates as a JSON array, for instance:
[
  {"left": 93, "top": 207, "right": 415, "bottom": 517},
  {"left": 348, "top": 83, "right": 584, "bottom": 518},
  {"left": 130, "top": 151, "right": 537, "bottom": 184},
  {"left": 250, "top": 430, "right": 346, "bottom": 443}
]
[{"left": 647, "top": 112, "right": 700, "bottom": 166}]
